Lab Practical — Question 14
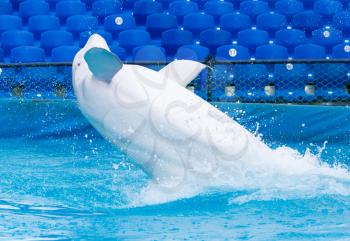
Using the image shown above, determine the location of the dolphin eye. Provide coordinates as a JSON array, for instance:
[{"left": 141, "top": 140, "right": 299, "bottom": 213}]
[{"left": 77, "top": 63, "right": 81, "bottom": 67}]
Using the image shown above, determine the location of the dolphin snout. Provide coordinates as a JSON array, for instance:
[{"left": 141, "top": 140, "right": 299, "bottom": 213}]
[{"left": 84, "top": 34, "right": 110, "bottom": 51}]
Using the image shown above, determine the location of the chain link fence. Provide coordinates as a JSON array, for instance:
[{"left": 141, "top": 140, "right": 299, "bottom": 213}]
[{"left": 0, "top": 60, "right": 350, "bottom": 104}]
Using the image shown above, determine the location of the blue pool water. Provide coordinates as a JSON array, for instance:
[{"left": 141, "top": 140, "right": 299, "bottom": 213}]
[{"left": 1, "top": 99, "right": 350, "bottom": 240}]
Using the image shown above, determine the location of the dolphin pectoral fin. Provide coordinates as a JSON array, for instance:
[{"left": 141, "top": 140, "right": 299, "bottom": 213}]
[
  {"left": 84, "top": 47, "right": 123, "bottom": 83},
  {"left": 158, "top": 60, "right": 207, "bottom": 87}
]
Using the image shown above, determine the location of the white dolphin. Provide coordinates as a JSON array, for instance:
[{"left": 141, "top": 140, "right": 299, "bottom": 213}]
[{"left": 72, "top": 34, "right": 274, "bottom": 193}]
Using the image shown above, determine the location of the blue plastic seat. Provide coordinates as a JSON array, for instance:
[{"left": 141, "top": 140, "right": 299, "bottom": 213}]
[
  {"left": 175, "top": 44, "right": 210, "bottom": 61},
  {"left": 104, "top": 13, "right": 136, "bottom": 36},
  {"left": 40, "top": 30, "right": 74, "bottom": 52},
  {"left": 133, "top": 0, "right": 163, "bottom": 24},
  {"left": 314, "top": 0, "right": 342, "bottom": 18},
  {"left": 1, "top": 30, "right": 34, "bottom": 53},
  {"left": 183, "top": 13, "right": 215, "bottom": 35},
  {"left": 56, "top": 1, "right": 86, "bottom": 21},
  {"left": 233, "top": 64, "right": 268, "bottom": 100},
  {"left": 110, "top": 45, "right": 127, "bottom": 60},
  {"left": 220, "top": 13, "right": 251, "bottom": 35},
  {"left": 0, "top": 15, "right": 22, "bottom": 33},
  {"left": 204, "top": 1, "right": 234, "bottom": 22},
  {"left": 157, "top": 0, "right": 177, "bottom": 8},
  {"left": 118, "top": 29, "right": 151, "bottom": 50},
  {"left": 80, "top": 30, "right": 113, "bottom": 46},
  {"left": 294, "top": 43, "right": 326, "bottom": 59},
  {"left": 168, "top": 1, "right": 199, "bottom": 22},
  {"left": 28, "top": 15, "right": 59, "bottom": 37},
  {"left": 19, "top": 0, "right": 49, "bottom": 20},
  {"left": 275, "top": 29, "right": 307, "bottom": 50},
  {"left": 66, "top": 15, "right": 98, "bottom": 37},
  {"left": 255, "top": 44, "right": 288, "bottom": 59},
  {"left": 146, "top": 13, "right": 177, "bottom": 37},
  {"left": 273, "top": 63, "right": 308, "bottom": 98},
  {"left": 10, "top": 46, "right": 45, "bottom": 63},
  {"left": 133, "top": 45, "right": 166, "bottom": 62},
  {"left": 256, "top": 13, "right": 287, "bottom": 33},
  {"left": 0, "top": 1, "right": 13, "bottom": 14},
  {"left": 216, "top": 44, "right": 250, "bottom": 60},
  {"left": 333, "top": 11, "right": 350, "bottom": 34},
  {"left": 237, "top": 29, "right": 269, "bottom": 49},
  {"left": 275, "top": 0, "right": 303, "bottom": 18},
  {"left": 162, "top": 29, "right": 193, "bottom": 55},
  {"left": 292, "top": 11, "right": 323, "bottom": 32},
  {"left": 311, "top": 27, "right": 342, "bottom": 47},
  {"left": 51, "top": 45, "right": 80, "bottom": 62},
  {"left": 332, "top": 43, "right": 350, "bottom": 58},
  {"left": 0, "top": 48, "right": 3, "bottom": 62},
  {"left": 200, "top": 29, "right": 232, "bottom": 53},
  {"left": 239, "top": 0, "right": 269, "bottom": 19},
  {"left": 92, "top": 0, "right": 122, "bottom": 22}
]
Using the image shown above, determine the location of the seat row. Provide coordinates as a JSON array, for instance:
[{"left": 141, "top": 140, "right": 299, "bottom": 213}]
[
  {"left": 1, "top": 41, "right": 350, "bottom": 63},
  {"left": 2, "top": 0, "right": 350, "bottom": 19},
  {"left": 0, "top": 27, "right": 346, "bottom": 54}
]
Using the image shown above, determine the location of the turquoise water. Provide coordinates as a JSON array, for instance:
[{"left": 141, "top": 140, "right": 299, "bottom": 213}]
[{"left": 1, "top": 99, "right": 350, "bottom": 240}]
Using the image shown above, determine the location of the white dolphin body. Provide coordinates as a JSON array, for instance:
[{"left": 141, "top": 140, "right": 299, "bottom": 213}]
[{"left": 72, "top": 34, "right": 274, "bottom": 192}]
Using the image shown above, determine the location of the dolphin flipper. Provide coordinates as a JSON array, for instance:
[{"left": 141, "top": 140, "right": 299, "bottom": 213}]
[
  {"left": 159, "top": 60, "right": 206, "bottom": 87},
  {"left": 84, "top": 47, "right": 123, "bottom": 83}
]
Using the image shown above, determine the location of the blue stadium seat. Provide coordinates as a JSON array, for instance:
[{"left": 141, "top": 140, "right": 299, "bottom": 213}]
[
  {"left": 200, "top": 29, "right": 232, "bottom": 53},
  {"left": 92, "top": 0, "right": 122, "bottom": 22},
  {"left": 255, "top": 44, "right": 288, "bottom": 59},
  {"left": 294, "top": 43, "right": 326, "bottom": 59},
  {"left": 10, "top": 46, "right": 45, "bottom": 63},
  {"left": 19, "top": 0, "right": 49, "bottom": 20},
  {"left": 275, "top": 29, "right": 307, "bottom": 50},
  {"left": 216, "top": 44, "right": 250, "bottom": 60},
  {"left": 110, "top": 45, "right": 127, "bottom": 60},
  {"left": 66, "top": 15, "right": 98, "bottom": 37},
  {"left": 239, "top": 0, "right": 269, "bottom": 19},
  {"left": 237, "top": 29, "right": 269, "bottom": 49},
  {"left": 104, "top": 13, "right": 136, "bottom": 36},
  {"left": 256, "top": 13, "right": 287, "bottom": 34},
  {"left": 220, "top": 13, "right": 251, "bottom": 36},
  {"left": 233, "top": 64, "right": 269, "bottom": 100},
  {"left": 56, "top": 1, "right": 86, "bottom": 21},
  {"left": 314, "top": 0, "right": 342, "bottom": 18},
  {"left": 0, "top": 48, "right": 3, "bottom": 62},
  {"left": 332, "top": 43, "right": 350, "bottom": 58},
  {"left": 168, "top": 1, "right": 199, "bottom": 23},
  {"left": 1, "top": 30, "right": 34, "bottom": 53},
  {"left": 51, "top": 45, "right": 80, "bottom": 62},
  {"left": 311, "top": 27, "right": 343, "bottom": 47},
  {"left": 0, "top": 15, "right": 22, "bottom": 33},
  {"left": 80, "top": 30, "right": 113, "bottom": 46},
  {"left": 118, "top": 29, "right": 151, "bottom": 51},
  {"left": 275, "top": 0, "right": 303, "bottom": 18},
  {"left": 158, "top": 0, "right": 177, "bottom": 8},
  {"left": 40, "top": 30, "right": 74, "bottom": 52},
  {"left": 133, "top": 0, "right": 163, "bottom": 24},
  {"left": 133, "top": 45, "right": 166, "bottom": 62},
  {"left": 28, "top": 15, "right": 59, "bottom": 38},
  {"left": 175, "top": 44, "right": 210, "bottom": 61},
  {"left": 162, "top": 29, "right": 193, "bottom": 55},
  {"left": 273, "top": 63, "right": 308, "bottom": 98},
  {"left": 146, "top": 13, "right": 177, "bottom": 37},
  {"left": 333, "top": 11, "right": 350, "bottom": 34},
  {"left": 183, "top": 13, "right": 215, "bottom": 36},
  {"left": 0, "top": 1, "right": 13, "bottom": 14},
  {"left": 204, "top": 1, "right": 234, "bottom": 22},
  {"left": 292, "top": 11, "right": 323, "bottom": 32}
]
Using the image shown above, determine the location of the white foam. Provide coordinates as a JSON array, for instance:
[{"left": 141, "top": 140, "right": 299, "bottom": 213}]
[{"left": 129, "top": 144, "right": 350, "bottom": 207}]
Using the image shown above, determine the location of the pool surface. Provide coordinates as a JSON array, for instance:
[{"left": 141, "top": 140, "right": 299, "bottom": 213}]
[{"left": 1, "top": 99, "right": 350, "bottom": 240}]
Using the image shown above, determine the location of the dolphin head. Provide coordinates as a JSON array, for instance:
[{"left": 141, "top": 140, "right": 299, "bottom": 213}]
[{"left": 72, "top": 34, "right": 123, "bottom": 87}]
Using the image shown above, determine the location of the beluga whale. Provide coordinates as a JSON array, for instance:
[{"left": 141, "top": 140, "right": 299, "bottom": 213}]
[{"left": 72, "top": 34, "right": 278, "bottom": 202}]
